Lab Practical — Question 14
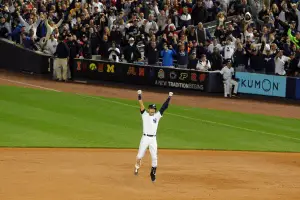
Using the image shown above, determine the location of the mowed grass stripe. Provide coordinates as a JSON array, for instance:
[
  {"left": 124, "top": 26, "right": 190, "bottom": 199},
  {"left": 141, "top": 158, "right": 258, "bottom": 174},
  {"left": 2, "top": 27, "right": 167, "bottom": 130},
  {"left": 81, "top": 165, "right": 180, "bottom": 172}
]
[{"left": 0, "top": 86, "right": 299, "bottom": 152}]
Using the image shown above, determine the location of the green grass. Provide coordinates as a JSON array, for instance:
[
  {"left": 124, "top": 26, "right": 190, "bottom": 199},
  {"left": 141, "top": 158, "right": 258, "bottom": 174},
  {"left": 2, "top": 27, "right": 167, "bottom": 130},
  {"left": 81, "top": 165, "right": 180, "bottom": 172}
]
[{"left": 0, "top": 85, "right": 300, "bottom": 152}]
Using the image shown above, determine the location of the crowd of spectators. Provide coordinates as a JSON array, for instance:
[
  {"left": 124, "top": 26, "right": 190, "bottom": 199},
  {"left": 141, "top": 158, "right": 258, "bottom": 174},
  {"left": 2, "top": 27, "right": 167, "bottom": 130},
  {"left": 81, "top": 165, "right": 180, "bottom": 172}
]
[{"left": 1, "top": 0, "right": 300, "bottom": 77}]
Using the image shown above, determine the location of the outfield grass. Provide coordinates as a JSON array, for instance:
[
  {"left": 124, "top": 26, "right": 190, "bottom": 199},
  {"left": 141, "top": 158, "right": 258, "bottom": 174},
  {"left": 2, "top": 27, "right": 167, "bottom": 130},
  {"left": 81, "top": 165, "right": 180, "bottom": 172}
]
[{"left": 0, "top": 85, "right": 300, "bottom": 152}]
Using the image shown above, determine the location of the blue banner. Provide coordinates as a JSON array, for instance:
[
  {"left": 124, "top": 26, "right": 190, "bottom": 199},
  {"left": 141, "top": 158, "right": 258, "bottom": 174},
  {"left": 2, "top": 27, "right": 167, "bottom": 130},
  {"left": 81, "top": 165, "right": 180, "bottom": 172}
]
[{"left": 235, "top": 72, "right": 287, "bottom": 97}]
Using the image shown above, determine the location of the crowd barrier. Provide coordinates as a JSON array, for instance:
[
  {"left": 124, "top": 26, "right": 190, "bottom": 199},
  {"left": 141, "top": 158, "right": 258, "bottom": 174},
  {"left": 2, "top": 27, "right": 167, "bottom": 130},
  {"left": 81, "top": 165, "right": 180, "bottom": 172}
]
[
  {"left": 0, "top": 38, "right": 51, "bottom": 74},
  {"left": 74, "top": 59, "right": 224, "bottom": 93}
]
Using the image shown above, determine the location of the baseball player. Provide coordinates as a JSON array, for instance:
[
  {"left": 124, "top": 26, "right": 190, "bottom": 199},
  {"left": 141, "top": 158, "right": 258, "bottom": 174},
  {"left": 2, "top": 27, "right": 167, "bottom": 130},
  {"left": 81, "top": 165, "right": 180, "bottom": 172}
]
[
  {"left": 134, "top": 90, "right": 173, "bottom": 182},
  {"left": 220, "top": 59, "right": 239, "bottom": 97}
]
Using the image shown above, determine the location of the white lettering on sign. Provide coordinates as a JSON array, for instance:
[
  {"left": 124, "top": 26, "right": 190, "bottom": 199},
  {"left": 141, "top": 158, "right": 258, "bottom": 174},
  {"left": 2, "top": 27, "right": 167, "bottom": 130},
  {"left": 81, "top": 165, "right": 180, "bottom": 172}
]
[{"left": 155, "top": 80, "right": 204, "bottom": 90}]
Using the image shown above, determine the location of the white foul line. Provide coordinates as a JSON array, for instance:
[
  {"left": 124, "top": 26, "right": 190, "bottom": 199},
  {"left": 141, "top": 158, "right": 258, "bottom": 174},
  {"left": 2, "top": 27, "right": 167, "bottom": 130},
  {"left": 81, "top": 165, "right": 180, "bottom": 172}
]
[
  {"left": 0, "top": 78, "right": 61, "bottom": 92},
  {"left": 1, "top": 78, "right": 300, "bottom": 142}
]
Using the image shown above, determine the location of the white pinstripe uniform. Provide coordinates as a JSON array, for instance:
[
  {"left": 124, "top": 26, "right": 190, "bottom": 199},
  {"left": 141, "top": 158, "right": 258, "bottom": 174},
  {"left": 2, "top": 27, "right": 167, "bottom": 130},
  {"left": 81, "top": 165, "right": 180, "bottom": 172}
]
[{"left": 136, "top": 110, "right": 162, "bottom": 167}]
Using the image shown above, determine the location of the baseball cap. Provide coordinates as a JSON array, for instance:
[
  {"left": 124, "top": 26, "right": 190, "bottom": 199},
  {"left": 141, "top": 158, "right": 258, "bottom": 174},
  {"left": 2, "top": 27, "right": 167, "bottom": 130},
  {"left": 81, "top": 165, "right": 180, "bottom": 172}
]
[
  {"left": 148, "top": 104, "right": 157, "bottom": 110},
  {"left": 129, "top": 37, "right": 135, "bottom": 41}
]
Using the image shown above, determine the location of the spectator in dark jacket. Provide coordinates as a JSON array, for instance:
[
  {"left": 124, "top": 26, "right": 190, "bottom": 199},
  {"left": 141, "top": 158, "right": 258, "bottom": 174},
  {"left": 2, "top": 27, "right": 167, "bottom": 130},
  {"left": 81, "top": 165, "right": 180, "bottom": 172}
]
[
  {"left": 81, "top": 39, "right": 92, "bottom": 59},
  {"left": 123, "top": 37, "right": 141, "bottom": 63},
  {"left": 263, "top": 46, "right": 276, "bottom": 74},
  {"left": 54, "top": 37, "right": 70, "bottom": 81},
  {"left": 177, "top": 44, "right": 189, "bottom": 68},
  {"left": 67, "top": 34, "right": 81, "bottom": 79},
  {"left": 145, "top": 41, "right": 159, "bottom": 65},
  {"left": 90, "top": 27, "right": 100, "bottom": 55},
  {"left": 179, "top": 7, "right": 192, "bottom": 28},
  {"left": 192, "top": 1, "right": 208, "bottom": 25},
  {"left": 249, "top": 48, "right": 265, "bottom": 73},
  {"left": 188, "top": 51, "right": 198, "bottom": 69},
  {"left": 233, "top": 43, "right": 248, "bottom": 71},
  {"left": 196, "top": 22, "right": 212, "bottom": 45},
  {"left": 208, "top": 47, "right": 223, "bottom": 70},
  {"left": 98, "top": 34, "right": 110, "bottom": 60}
]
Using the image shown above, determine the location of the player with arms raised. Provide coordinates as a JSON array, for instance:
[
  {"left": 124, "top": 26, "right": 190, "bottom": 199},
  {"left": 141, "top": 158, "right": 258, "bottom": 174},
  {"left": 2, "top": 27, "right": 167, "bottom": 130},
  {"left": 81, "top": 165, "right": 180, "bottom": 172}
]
[{"left": 134, "top": 90, "right": 173, "bottom": 182}]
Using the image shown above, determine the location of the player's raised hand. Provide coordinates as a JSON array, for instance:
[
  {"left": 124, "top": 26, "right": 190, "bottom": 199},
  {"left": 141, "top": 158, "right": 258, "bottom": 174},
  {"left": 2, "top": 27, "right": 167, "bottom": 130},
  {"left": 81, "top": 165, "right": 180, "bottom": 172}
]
[
  {"left": 169, "top": 92, "right": 173, "bottom": 97},
  {"left": 137, "top": 90, "right": 142, "bottom": 95}
]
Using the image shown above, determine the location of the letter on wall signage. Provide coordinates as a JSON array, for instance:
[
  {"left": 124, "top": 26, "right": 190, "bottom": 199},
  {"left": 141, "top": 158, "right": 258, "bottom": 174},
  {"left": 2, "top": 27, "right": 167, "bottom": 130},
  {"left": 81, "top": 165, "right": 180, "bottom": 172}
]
[
  {"left": 170, "top": 71, "right": 177, "bottom": 80},
  {"left": 158, "top": 69, "right": 165, "bottom": 79},
  {"left": 191, "top": 73, "right": 197, "bottom": 81},
  {"left": 127, "top": 66, "right": 136, "bottom": 75},
  {"left": 107, "top": 64, "right": 115, "bottom": 73},
  {"left": 76, "top": 61, "right": 81, "bottom": 71},
  {"left": 179, "top": 72, "right": 188, "bottom": 80},
  {"left": 82, "top": 62, "right": 87, "bottom": 71},
  {"left": 89, "top": 63, "right": 97, "bottom": 71},
  {"left": 199, "top": 73, "right": 206, "bottom": 82},
  {"left": 139, "top": 68, "right": 145, "bottom": 76},
  {"left": 98, "top": 63, "right": 104, "bottom": 72}
]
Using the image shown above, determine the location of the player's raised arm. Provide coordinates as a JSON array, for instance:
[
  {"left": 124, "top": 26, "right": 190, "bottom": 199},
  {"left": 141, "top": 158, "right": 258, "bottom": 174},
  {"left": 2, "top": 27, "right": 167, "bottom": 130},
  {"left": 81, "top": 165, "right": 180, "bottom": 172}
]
[
  {"left": 159, "top": 92, "right": 173, "bottom": 115},
  {"left": 137, "top": 90, "right": 145, "bottom": 113}
]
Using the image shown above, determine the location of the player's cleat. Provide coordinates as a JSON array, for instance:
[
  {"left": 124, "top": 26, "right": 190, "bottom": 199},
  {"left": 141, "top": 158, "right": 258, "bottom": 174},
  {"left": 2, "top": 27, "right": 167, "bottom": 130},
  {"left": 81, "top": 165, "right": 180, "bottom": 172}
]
[
  {"left": 134, "top": 168, "right": 139, "bottom": 176},
  {"left": 134, "top": 164, "right": 140, "bottom": 176},
  {"left": 150, "top": 167, "right": 157, "bottom": 182}
]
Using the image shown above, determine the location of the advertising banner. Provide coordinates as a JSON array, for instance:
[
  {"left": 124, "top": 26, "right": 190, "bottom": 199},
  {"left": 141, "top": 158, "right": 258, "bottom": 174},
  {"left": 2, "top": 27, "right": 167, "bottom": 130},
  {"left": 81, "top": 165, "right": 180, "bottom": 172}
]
[
  {"left": 235, "top": 72, "right": 287, "bottom": 97},
  {"left": 75, "top": 60, "right": 122, "bottom": 82},
  {"left": 121, "top": 64, "right": 150, "bottom": 84},
  {"left": 73, "top": 59, "right": 223, "bottom": 93},
  {"left": 152, "top": 68, "right": 206, "bottom": 91}
]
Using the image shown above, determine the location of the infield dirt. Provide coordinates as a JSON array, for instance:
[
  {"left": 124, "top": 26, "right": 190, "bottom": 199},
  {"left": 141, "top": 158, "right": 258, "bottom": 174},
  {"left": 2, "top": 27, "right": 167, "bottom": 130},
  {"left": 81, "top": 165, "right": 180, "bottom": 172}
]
[{"left": 0, "top": 71, "right": 300, "bottom": 200}]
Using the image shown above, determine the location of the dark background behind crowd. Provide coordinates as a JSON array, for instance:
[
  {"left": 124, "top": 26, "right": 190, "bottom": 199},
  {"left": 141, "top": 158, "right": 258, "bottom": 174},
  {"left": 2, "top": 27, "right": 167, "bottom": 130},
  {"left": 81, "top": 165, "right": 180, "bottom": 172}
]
[{"left": 1, "top": 0, "right": 300, "bottom": 77}]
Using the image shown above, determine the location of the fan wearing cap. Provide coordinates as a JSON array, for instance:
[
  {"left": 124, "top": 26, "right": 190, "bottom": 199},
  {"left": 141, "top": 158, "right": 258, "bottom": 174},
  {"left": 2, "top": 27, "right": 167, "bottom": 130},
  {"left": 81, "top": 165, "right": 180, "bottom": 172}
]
[
  {"left": 220, "top": 59, "right": 239, "bottom": 97},
  {"left": 134, "top": 90, "right": 173, "bottom": 182},
  {"left": 123, "top": 37, "right": 141, "bottom": 63}
]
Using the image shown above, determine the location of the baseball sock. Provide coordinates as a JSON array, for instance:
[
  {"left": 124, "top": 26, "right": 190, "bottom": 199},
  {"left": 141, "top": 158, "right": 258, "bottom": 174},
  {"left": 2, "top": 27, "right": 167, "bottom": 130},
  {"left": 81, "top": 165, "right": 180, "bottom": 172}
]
[{"left": 151, "top": 167, "right": 157, "bottom": 175}]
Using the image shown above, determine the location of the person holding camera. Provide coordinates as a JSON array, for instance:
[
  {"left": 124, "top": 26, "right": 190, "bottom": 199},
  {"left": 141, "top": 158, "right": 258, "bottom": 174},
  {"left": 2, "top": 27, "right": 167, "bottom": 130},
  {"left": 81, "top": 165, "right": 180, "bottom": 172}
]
[
  {"left": 108, "top": 41, "right": 121, "bottom": 62},
  {"left": 145, "top": 41, "right": 159, "bottom": 65},
  {"left": 196, "top": 54, "right": 211, "bottom": 71},
  {"left": 123, "top": 37, "right": 141, "bottom": 63},
  {"left": 161, "top": 43, "right": 177, "bottom": 67}
]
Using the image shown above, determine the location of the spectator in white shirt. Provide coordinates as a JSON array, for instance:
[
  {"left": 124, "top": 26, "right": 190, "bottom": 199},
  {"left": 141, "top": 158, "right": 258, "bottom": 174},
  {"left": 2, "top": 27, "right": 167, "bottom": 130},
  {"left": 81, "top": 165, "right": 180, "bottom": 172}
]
[
  {"left": 197, "top": 54, "right": 211, "bottom": 71},
  {"left": 92, "top": 0, "right": 104, "bottom": 13},
  {"left": 18, "top": 12, "right": 42, "bottom": 39},
  {"left": 207, "top": 38, "right": 223, "bottom": 53},
  {"left": 144, "top": 14, "right": 158, "bottom": 35},
  {"left": 275, "top": 50, "right": 290, "bottom": 75},
  {"left": 43, "top": 34, "right": 58, "bottom": 55},
  {"left": 244, "top": 25, "right": 254, "bottom": 41},
  {"left": 223, "top": 36, "right": 236, "bottom": 60}
]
